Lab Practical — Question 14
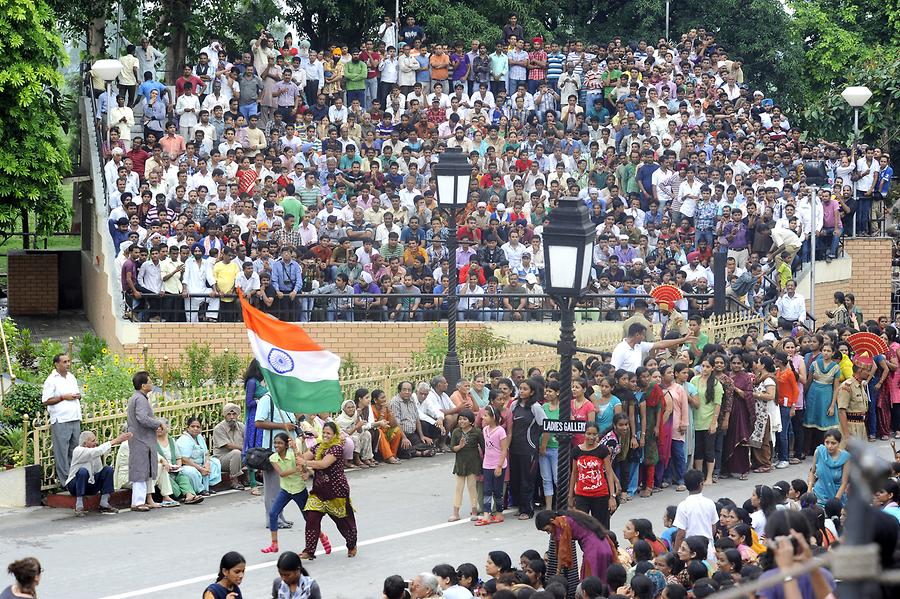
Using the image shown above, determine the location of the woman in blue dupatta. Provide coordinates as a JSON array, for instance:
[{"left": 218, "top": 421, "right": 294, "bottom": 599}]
[
  {"left": 243, "top": 359, "right": 267, "bottom": 495},
  {"left": 803, "top": 344, "right": 842, "bottom": 452},
  {"left": 177, "top": 416, "right": 222, "bottom": 495},
  {"left": 809, "top": 428, "right": 850, "bottom": 506}
]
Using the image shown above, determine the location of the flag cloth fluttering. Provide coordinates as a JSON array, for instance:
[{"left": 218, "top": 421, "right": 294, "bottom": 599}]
[{"left": 238, "top": 292, "right": 343, "bottom": 414}]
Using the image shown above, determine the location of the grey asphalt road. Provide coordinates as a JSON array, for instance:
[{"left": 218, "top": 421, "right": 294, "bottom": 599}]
[{"left": 0, "top": 441, "right": 894, "bottom": 599}]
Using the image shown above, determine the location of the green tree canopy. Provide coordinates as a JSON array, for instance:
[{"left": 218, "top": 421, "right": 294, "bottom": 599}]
[{"left": 0, "top": 0, "right": 71, "bottom": 235}]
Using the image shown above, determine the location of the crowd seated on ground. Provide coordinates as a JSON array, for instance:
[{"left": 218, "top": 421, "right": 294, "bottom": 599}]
[{"left": 97, "top": 15, "right": 893, "bottom": 324}]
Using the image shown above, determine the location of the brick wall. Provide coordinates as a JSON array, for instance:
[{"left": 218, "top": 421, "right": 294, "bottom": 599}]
[
  {"left": 123, "top": 321, "right": 485, "bottom": 368},
  {"left": 7, "top": 253, "right": 58, "bottom": 315},
  {"left": 844, "top": 237, "right": 892, "bottom": 320},
  {"left": 806, "top": 237, "right": 892, "bottom": 321}
]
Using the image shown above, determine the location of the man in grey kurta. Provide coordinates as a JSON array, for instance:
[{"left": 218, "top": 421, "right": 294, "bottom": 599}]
[{"left": 126, "top": 371, "right": 162, "bottom": 510}]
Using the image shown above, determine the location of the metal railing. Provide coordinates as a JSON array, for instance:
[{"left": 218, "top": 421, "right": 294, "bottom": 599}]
[
  {"left": 81, "top": 61, "right": 110, "bottom": 210},
  {"left": 123, "top": 290, "right": 745, "bottom": 324}
]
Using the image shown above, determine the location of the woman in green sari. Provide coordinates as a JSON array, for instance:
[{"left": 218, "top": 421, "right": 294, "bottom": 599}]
[{"left": 156, "top": 419, "right": 203, "bottom": 504}]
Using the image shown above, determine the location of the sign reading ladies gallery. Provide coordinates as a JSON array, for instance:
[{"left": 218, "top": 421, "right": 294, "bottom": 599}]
[{"left": 541, "top": 419, "right": 587, "bottom": 434}]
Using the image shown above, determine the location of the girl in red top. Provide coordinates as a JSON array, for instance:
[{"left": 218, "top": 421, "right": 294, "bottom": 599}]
[
  {"left": 569, "top": 422, "right": 617, "bottom": 529},
  {"left": 774, "top": 351, "right": 800, "bottom": 467}
]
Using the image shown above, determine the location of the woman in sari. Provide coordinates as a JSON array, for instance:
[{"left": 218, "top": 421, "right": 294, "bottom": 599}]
[
  {"left": 298, "top": 422, "right": 358, "bottom": 559},
  {"left": 809, "top": 428, "right": 850, "bottom": 506},
  {"left": 654, "top": 367, "right": 674, "bottom": 490},
  {"left": 724, "top": 354, "right": 754, "bottom": 480},
  {"left": 236, "top": 156, "right": 258, "bottom": 195},
  {"left": 156, "top": 419, "right": 203, "bottom": 504},
  {"left": 712, "top": 354, "right": 735, "bottom": 480},
  {"left": 536, "top": 509, "right": 618, "bottom": 585},
  {"left": 335, "top": 399, "right": 374, "bottom": 469},
  {"left": 803, "top": 343, "right": 842, "bottom": 454},
  {"left": 370, "top": 389, "right": 401, "bottom": 464},
  {"left": 635, "top": 367, "right": 663, "bottom": 497},
  {"left": 176, "top": 416, "right": 222, "bottom": 495},
  {"left": 243, "top": 359, "right": 266, "bottom": 495},
  {"left": 876, "top": 328, "right": 899, "bottom": 439}
]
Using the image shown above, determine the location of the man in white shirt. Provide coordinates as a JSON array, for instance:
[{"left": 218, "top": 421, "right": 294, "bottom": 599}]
[
  {"left": 500, "top": 230, "right": 527, "bottom": 270},
  {"left": 775, "top": 279, "right": 806, "bottom": 326},
  {"left": 42, "top": 353, "right": 83, "bottom": 484},
  {"left": 610, "top": 322, "right": 693, "bottom": 373},
  {"left": 671, "top": 469, "right": 719, "bottom": 561},
  {"left": 65, "top": 429, "right": 131, "bottom": 516}
]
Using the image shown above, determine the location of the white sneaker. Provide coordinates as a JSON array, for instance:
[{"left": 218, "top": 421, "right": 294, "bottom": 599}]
[{"left": 775, "top": 461, "right": 789, "bottom": 469}]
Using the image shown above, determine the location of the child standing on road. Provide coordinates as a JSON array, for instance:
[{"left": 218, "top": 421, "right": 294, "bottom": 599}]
[
  {"left": 449, "top": 410, "right": 484, "bottom": 522},
  {"left": 477, "top": 405, "right": 509, "bottom": 526}
]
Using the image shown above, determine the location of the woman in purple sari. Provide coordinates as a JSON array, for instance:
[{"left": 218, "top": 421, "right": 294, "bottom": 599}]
[
  {"left": 536, "top": 509, "right": 619, "bottom": 585},
  {"left": 724, "top": 353, "right": 755, "bottom": 480}
]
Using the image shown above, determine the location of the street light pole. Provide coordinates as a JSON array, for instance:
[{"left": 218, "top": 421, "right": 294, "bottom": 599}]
[
  {"left": 841, "top": 86, "right": 872, "bottom": 236},
  {"left": 541, "top": 196, "right": 596, "bottom": 512},
  {"left": 444, "top": 209, "right": 461, "bottom": 388},
  {"left": 665, "top": 1, "right": 671, "bottom": 41},
  {"left": 554, "top": 296, "right": 576, "bottom": 511},
  {"left": 435, "top": 148, "right": 471, "bottom": 390}
]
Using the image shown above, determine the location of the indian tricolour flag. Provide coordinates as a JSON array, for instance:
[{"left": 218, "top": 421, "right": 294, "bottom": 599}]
[{"left": 239, "top": 292, "right": 343, "bottom": 414}]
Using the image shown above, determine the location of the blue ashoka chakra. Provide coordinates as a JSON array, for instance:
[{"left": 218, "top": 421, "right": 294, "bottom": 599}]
[{"left": 267, "top": 348, "right": 294, "bottom": 374}]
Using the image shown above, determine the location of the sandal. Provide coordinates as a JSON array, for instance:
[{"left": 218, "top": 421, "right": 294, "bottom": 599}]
[
  {"left": 489, "top": 514, "right": 505, "bottom": 524},
  {"left": 386, "top": 457, "right": 401, "bottom": 464},
  {"left": 475, "top": 518, "right": 491, "bottom": 526},
  {"left": 161, "top": 499, "right": 180, "bottom": 508},
  {"left": 184, "top": 496, "right": 204, "bottom": 505},
  {"left": 347, "top": 548, "right": 357, "bottom": 558},
  {"left": 675, "top": 485, "right": 687, "bottom": 492},
  {"left": 299, "top": 552, "right": 316, "bottom": 560},
  {"left": 231, "top": 482, "right": 247, "bottom": 491},
  {"left": 739, "top": 473, "right": 750, "bottom": 481},
  {"left": 131, "top": 505, "right": 151, "bottom": 512},
  {"left": 789, "top": 458, "right": 800, "bottom": 465},
  {"left": 261, "top": 543, "right": 279, "bottom": 554},
  {"left": 448, "top": 514, "right": 461, "bottom": 522},
  {"left": 249, "top": 487, "right": 262, "bottom": 496},
  {"left": 517, "top": 513, "right": 533, "bottom": 520}
]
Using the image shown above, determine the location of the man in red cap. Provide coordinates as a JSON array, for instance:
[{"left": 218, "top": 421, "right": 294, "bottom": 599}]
[{"left": 838, "top": 354, "right": 872, "bottom": 444}]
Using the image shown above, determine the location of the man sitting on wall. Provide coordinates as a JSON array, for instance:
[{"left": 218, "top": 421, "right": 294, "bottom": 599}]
[{"left": 65, "top": 429, "right": 132, "bottom": 517}]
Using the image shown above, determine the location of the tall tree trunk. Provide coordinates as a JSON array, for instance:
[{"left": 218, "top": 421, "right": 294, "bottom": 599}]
[
  {"left": 161, "top": 0, "right": 191, "bottom": 84},
  {"left": 88, "top": 17, "right": 106, "bottom": 57},
  {"left": 21, "top": 208, "right": 30, "bottom": 250}
]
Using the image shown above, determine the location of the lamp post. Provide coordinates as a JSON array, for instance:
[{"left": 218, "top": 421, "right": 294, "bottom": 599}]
[
  {"left": 665, "top": 0, "right": 671, "bottom": 41},
  {"left": 804, "top": 161, "right": 828, "bottom": 321},
  {"left": 435, "top": 148, "right": 471, "bottom": 389},
  {"left": 541, "top": 196, "right": 596, "bottom": 511},
  {"left": 841, "top": 86, "right": 872, "bottom": 236},
  {"left": 92, "top": 58, "right": 124, "bottom": 135}
]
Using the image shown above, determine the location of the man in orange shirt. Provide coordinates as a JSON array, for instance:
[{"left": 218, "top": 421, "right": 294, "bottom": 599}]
[
  {"left": 429, "top": 44, "right": 451, "bottom": 89},
  {"left": 159, "top": 122, "right": 186, "bottom": 158}
]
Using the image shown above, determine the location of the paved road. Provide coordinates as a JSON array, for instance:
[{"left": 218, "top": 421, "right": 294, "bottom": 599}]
[{"left": 0, "top": 441, "right": 894, "bottom": 598}]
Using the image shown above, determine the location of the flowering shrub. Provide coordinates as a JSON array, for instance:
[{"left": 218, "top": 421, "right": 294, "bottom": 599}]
[{"left": 75, "top": 349, "right": 138, "bottom": 408}]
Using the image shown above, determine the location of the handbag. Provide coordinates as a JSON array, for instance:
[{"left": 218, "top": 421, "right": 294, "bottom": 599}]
[{"left": 245, "top": 446, "right": 274, "bottom": 470}]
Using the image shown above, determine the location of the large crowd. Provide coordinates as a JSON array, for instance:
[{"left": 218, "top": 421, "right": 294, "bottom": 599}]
[
  {"left": 23, "top": 295, "right": 900, "bottom": 598},
  {"left": 7, "top": 11, "right": 896, "bottom": 599},
  {"left": 94, "top": 14, "right": 893, "bottom": 324}
]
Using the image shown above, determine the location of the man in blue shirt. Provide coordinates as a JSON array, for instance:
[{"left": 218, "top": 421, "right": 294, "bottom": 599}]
[
  {"left": 136, "top": 71, "right": 169, "bottom": 103},
  {"left": 271, "top": 246, "right": 302, "bottom": 321}
]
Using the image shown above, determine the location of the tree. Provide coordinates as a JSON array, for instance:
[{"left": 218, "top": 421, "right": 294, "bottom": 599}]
[
  {"left": 0, "top": 0, "right": 72, "bottom": 238},
  {"left": 786, "top": 0, "right": 900, "bottom": 157}
]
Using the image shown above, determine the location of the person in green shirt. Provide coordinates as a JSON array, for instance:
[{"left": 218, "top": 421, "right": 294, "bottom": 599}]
[
  {"left": 279, "top": 195, "right": 304, "bottom": 229},
  {"left": 344, "top": 50, "right": 368, "bottom": 108},
  {"left": 690, "top": 358, "right": 723, "bottom": 486},
  {"left": 262, "top": 433, "right": 309, "bottom": 554},
  {"left": 686, "top": 315, "right": 709, "bottom": 359},
  {"left": 539, "top": 381, "right": 561, "bottom": 510},
  {"left": 616, "top": 151, "right": 640, "bottom": 196}
]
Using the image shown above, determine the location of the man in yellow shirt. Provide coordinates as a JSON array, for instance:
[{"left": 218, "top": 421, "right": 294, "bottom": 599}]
[{"left": 212, "top": 247, "right": 240, "bottom": 322}]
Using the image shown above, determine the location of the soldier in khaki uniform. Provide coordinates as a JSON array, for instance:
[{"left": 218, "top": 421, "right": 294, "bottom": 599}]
[
  {"left": 657, "top": 301, "right": 687, "bottom": 337},
  {"left": 622, "top": 299, "right": 656, "bottom": 342},
  {"left": 837, "top": 355, "right": 872, "bottom": 445}
]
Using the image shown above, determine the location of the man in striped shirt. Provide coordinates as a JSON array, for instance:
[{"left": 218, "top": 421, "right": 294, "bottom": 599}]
[{"left": 527, "top": 37, "right": 547, "bottom": 94}]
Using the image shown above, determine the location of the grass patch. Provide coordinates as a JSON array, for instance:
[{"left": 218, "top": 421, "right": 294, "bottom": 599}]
[{"left": 0, "top": 183, "right": 80, "bottom": 276}]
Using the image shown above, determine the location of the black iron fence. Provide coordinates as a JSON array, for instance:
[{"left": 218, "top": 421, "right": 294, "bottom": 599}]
[{"left": 124, "top": 291, "right": 741, "bottom": 324}]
